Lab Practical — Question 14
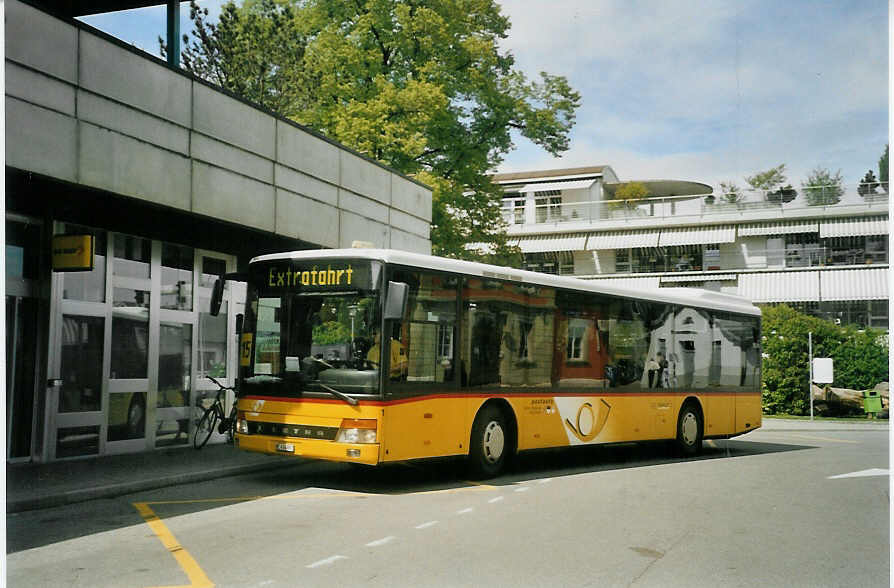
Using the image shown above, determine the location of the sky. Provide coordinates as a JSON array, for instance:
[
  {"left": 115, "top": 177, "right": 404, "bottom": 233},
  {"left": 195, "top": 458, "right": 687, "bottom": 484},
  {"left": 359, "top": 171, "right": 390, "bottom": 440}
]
[{"left": 81, "top": 0, "right": 889, "bottom": 189}]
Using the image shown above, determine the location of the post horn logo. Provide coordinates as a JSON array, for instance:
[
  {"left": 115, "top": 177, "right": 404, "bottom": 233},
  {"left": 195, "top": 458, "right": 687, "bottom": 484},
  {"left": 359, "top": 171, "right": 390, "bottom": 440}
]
[{"left": 564, "top": 399, "right": 611, "bottom": 442}]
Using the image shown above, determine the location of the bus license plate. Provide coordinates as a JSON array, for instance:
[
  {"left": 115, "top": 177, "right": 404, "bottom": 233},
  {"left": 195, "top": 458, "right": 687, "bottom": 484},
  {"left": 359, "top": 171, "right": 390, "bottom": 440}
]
[{"left": 276, "top": 442, "right": 295, "bottom": 453}]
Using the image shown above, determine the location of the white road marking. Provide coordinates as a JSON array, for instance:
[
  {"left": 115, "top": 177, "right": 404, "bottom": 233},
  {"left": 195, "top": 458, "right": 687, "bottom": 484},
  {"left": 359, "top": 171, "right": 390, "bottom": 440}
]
[
  {"left": 514, "top": 486, "right": 530, "bottom": 493},
  {"left": 488, "top": 496, "right": 504, "bottom": 503},
  {"left": 456, "top": 507, "right": 474, "bottom": 514},
  {"left": 828, "top": 468, "right": 890, "bottom": 479},
  {"left": 365, "top": 536, "right": 396, "bottom": 547},
  {"left": 537, "top": 478, "right": 551, "bottom": 484},
  {"left": 415, "top": 520, "right": 439, "bottom": 529},
  {"left": 306, "top": 555, "right": 348, "bottom": 568}
]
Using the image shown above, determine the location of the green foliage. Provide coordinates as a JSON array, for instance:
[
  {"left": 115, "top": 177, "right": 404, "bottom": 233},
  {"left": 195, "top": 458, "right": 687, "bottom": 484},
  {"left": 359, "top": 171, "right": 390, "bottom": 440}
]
[
  {"left": 745, "top": 164, "right": 786, "bottom": 191},
  {"left": 719, "top": 181, "right": 742, "bottom": 203},
  {"left": 161, "top": 1, "right": 307, "bottom": 118},
  {"left": 173, "top": 0, "right": 580, "bottom": 261},
  {"left": 760, "top": 305, "right": 888, "bottom": 415},
  {"left": 610, "top": 181, "right": 650, "bottom": 210},
  {"left": 801, "top": 166, "right": 843, "bottom": 205},
  {"left": 879, "top": 144, "right": 888, "bottom": 184},
  {"left": 312, "top": 320, "right": 351, "bottom": 344},
  {"left": 858, "top": 170, "right": 878, "bottom": 196}
]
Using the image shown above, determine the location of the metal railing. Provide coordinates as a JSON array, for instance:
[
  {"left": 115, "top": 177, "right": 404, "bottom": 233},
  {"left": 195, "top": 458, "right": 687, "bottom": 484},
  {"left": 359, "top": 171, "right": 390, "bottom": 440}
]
[
  {"left": 503, "top": 183, "right": 889, "bottom": 227},
  {"left": 612, "top": 245, "right": 887, "bottom": 275}
]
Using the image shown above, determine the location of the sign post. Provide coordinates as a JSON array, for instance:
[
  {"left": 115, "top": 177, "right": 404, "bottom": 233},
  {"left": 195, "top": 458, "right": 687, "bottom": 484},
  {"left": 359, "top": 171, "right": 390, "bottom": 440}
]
[{"left": 812, "top": 356, "right": 834, "bottom": 421}]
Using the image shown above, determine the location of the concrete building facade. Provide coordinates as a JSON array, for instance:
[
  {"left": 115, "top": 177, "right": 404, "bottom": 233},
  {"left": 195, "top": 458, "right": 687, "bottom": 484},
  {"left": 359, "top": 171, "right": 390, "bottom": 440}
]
[{"left": 5, "top": 0, "right": 432, "bottom": 462}]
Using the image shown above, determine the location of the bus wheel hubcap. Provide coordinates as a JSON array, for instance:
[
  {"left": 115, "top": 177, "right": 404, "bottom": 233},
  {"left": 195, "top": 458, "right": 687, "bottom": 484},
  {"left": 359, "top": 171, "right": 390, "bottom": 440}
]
[
  {"left": 483, "top": 421, "right": 505, "bottom": 463},
  {"left": 681, "top": 413, "right": 698, "bottom": 445}
]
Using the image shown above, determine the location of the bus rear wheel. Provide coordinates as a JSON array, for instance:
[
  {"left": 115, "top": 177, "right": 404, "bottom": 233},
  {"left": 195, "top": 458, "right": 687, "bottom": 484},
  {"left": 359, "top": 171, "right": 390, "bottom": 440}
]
[
  {"left": 675, "top": 402, "right": 703, "bottom": 456},
  {"left": 469, "top": 405, "right": 511, "bottom": 479}
]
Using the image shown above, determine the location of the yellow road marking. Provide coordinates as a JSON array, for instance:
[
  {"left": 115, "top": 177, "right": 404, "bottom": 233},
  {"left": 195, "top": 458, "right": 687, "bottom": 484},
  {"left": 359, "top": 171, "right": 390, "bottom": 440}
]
[{"left": 133, "top": 502, "right": 214, "bottom": 588}]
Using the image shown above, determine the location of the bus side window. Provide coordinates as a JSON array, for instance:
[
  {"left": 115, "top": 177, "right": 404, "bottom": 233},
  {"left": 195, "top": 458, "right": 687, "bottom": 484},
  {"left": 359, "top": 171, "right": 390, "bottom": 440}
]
[{"left": 388, "top": 269, "right": 458, "bottom": 388}]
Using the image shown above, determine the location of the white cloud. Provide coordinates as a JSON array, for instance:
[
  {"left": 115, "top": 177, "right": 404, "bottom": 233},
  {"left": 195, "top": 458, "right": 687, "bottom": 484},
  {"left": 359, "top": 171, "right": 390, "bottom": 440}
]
[{"left": 496, "top": 0, "right": 888, "bottom": 187}]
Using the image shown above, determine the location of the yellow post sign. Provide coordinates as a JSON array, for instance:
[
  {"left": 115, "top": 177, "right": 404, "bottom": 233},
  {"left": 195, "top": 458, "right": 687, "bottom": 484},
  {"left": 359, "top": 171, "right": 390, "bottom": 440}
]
[{"left": 52, "top": 234, "right": 95, "bottom": 272}]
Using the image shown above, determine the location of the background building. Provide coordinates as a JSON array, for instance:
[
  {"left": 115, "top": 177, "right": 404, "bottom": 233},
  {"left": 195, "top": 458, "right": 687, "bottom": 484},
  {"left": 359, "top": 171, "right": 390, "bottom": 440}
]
[
  {"left": 5, "top": 0, "right": 432, "bottom": 462},
  {"left": 493, "top": 166, "right": 888, "bottom": 330}
]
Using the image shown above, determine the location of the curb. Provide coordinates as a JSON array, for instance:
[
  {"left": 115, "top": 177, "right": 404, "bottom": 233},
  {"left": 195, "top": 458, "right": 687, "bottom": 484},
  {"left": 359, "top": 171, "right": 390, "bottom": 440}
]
[{"left": 6, "top": 459, "right": 302, "bottom": 514}]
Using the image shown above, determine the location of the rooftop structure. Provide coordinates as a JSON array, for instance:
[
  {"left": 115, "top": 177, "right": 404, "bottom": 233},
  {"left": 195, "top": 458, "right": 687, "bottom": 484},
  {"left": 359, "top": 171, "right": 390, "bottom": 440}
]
[{"left": 492, "top": 166, "right": 889, "bottom": 330}]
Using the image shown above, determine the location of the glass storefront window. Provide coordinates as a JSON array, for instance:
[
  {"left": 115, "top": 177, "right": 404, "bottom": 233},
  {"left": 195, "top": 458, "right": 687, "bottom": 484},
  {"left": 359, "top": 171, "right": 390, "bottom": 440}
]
[
  {"left": 107, "top": 392, "right": 147, "bottom": 441},
  {"left": 59, "top": 315, "right": 104, "bottom": 412},
  {"left": 157, "top": 322, "right": 192, "bottom": 447},
  {"left": 200, "top": 256, "right": 226, "bottom": 288},
  {"left": 62, "top": 225, "right": 107, "bottom": 302},
  {"left": 114, "top": 234, "right": 151, "bottom": 279},
  {"left": 111, "top": 311, "right": 149, "bottom": 379},
  {"left": 161, "top": 243, "right": 194, "bottom": 311},
  {"left": 199, "top": 298, "right": 228, "bottom": 379},
  {"left": 56, "top": 425, "right": 100, "bottom": 458}
]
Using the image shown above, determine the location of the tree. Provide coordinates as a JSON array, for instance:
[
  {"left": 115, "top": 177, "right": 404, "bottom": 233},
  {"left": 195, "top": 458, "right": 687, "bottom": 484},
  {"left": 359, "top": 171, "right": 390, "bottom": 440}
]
[
  {"left": 745, "top": 163, "right": 786, "bottom": 192},
  {"left": 858, "top": 170, "right": 878, "bottom": 196},
  {"left": 161, "top": 1, "right": 308, "bottom": 118},
  {"left": 615, "top": 182, "right": 650, "bottom": 200},
  {"left": 169, "top": 0, "right": 581, "bottom": 262},
  {"left": 718, "top": 181, "right": 742, "bottom": 204},
  {"left": 801, "top": 166, "right": 843, "bottom": 206},
  {"left": 760, "top": 305, "right": 888, "bottom": 415},
  {"left": 879, "top": 144, "right": 888, "bottom": 190}
]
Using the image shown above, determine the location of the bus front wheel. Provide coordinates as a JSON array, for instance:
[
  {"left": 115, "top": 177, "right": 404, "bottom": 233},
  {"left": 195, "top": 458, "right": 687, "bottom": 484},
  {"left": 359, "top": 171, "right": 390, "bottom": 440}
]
[
  {"left": 469, "top": 405, "right": 510, "bottom": 479},
  {"left": 675, "top": 402, "right": 703, "bottom": 456}
]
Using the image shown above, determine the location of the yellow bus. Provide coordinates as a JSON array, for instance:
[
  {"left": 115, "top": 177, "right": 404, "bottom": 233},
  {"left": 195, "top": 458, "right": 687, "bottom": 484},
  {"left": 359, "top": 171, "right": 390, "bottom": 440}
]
[{"left": 225, "top": 249, "right": 761, "bottom": 477}]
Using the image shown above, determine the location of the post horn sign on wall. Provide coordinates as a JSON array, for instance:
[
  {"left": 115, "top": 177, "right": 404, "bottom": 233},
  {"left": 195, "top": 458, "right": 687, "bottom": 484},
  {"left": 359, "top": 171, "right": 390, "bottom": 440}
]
[{"left": 52, "top": 234, "right": 95, "bottom": 272}]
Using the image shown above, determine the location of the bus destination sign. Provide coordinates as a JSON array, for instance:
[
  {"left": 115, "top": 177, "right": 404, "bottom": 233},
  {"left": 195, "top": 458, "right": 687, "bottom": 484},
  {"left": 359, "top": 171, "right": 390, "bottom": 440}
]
[{"left": 257, "top": 261, "right": 375, "bottom": 293}]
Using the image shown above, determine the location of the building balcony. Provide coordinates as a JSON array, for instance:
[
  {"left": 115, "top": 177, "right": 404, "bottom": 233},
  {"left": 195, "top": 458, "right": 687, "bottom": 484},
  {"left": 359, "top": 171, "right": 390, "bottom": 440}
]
[{"left": 503, "top": 184, "right": 889, "bottom": 234}]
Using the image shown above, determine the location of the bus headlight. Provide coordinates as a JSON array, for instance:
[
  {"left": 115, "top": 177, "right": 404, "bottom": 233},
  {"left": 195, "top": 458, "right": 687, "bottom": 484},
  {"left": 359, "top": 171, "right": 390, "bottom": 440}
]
[
  {"left": 236, "top": 412, "right": 249, "bottom": 434},
  {"left": 335, "top": 419, "right": 377, "bottom": 443}
]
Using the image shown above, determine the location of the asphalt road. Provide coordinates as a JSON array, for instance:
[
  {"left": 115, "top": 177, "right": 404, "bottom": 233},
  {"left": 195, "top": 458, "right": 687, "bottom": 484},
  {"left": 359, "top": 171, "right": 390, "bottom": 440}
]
[{"left": 7, "top": 425, "right": 889, "bottom": 587}]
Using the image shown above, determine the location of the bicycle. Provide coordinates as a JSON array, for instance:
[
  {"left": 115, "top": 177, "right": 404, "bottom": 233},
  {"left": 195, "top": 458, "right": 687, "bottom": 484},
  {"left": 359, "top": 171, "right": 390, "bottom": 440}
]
[{"left": 193, "top": 376, "right": 237, "bottom": 449}]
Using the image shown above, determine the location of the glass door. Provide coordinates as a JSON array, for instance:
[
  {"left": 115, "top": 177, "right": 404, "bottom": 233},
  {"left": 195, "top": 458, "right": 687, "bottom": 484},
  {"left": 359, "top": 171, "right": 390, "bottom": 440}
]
[
  {"left": 49, "top": 224, "right": 109, "bottom": 459},
  {"left": 6, "top": 217, "right": 43, "bottom": 461}
]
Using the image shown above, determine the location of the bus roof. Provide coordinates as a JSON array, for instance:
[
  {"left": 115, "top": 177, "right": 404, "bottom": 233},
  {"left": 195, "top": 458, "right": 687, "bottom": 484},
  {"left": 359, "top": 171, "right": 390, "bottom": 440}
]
[{"left": 251, "top": 248, "right": 761, "bottom": 317}]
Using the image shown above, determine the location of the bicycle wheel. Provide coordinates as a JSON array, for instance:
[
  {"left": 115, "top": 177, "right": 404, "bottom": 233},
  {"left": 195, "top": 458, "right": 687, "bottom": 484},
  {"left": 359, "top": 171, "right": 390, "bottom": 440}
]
[{"left": 193, "top": 406, "right": 218, "bottom": 449}]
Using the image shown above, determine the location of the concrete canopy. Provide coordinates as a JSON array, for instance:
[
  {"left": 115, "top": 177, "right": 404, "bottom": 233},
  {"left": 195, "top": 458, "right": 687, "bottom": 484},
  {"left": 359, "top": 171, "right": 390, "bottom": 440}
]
[{"left": 603, "top": 180, "right": 713, "bottom": 198}]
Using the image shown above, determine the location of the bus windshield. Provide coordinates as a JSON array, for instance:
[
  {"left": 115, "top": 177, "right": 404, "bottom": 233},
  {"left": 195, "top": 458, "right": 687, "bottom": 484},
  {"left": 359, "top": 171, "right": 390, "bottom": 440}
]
[{"left": 241, "top": 260, "right": 383, "bottom": 399}]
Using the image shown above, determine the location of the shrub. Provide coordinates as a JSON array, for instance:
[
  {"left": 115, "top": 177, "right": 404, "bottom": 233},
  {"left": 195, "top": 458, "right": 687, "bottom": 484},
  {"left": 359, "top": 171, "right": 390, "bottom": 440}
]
[{"left": 760, "top": 305, "right": 888, "bottom": 414}]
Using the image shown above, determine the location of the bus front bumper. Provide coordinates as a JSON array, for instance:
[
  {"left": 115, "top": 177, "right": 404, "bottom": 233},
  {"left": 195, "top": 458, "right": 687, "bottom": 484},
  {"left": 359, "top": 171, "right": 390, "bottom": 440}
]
[{"left": 235, "top": 434, "right": 380, "bottom": 465}]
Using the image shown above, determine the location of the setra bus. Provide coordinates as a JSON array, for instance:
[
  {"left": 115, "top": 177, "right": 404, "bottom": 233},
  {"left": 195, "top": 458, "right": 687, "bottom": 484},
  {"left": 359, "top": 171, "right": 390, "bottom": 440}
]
[{"left": 219, "top": 248, "right": 761, "bottom": 477}]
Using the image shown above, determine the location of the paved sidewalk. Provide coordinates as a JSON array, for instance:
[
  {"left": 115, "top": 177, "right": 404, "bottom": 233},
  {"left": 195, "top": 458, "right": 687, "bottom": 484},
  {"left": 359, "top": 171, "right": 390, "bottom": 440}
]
[{"left": 6, "top": 442, "right": 297, "bottom": 514}]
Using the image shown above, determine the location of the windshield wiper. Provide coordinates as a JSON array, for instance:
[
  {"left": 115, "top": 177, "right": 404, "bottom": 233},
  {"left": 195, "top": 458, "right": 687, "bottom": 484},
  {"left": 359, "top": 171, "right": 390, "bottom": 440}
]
[{"left": 318, "top": 382, "right": 359, "bottom": 406}]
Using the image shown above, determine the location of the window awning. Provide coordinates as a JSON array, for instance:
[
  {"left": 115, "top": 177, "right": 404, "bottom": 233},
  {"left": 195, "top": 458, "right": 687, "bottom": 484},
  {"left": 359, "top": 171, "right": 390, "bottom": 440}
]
[
  {"left": 820, "top": 268, "right": 889, "bottom": 301},
  {"left": 737, "top": 221, "right": 819, "bottom": 236},
  {"left": 519, "top": 179, "right": 596, "bottom": 193},
  {"left": 517, "top": 233, "right": 587, "bottom": 253},
  {"left": 658, "top": 225, "right": 736, "bottom": 246},
  {"left": 660, "top": 274, "right": 737, "bottom": 283},
  {"left": 819, "top": 216, "right": 889, "bottom": 238},
  {"left": 737, "top": 271, "right": 820, "bottom": 303},
  {"left": 586, "top": 230, "right": 660, "bottom": 250}
]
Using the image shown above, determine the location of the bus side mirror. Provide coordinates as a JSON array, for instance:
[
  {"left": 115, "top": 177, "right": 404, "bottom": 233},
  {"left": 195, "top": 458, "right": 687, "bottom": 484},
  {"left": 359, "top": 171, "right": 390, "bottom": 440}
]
[
  {"left": 384, "top": 281, "right": 409, "bottom": 321},
  {"left": 235, "top": 313, "right": 244, "bottom": 334},
  {"left": 210, "top": 272, "right": 247, "bottom": 317},
  {"left": 210, "top": 278, "right": 225, "bottom": 317}
]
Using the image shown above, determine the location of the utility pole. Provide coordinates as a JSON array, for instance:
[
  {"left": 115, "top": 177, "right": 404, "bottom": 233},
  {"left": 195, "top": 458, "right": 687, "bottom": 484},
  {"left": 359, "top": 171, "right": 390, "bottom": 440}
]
[
  {"left": 808, "top": 331, "right": 813, "bottom": 421},
  {"left": 166, "top": 0, "right": 180, "bottom": 67}
]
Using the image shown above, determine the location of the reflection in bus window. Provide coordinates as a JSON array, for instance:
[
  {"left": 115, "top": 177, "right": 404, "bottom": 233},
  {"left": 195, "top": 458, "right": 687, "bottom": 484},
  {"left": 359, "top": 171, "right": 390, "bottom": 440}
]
[{"left": 388, "top": 270, "right": 458, "bottom": 390}]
